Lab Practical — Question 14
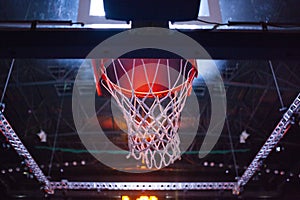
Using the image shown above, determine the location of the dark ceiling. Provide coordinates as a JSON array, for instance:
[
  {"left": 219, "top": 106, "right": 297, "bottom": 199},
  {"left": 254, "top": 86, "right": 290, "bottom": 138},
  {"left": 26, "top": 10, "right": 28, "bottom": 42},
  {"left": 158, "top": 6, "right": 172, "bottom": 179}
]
[{"left": 0, "top": 1, "right": 300, "bottom": 200}]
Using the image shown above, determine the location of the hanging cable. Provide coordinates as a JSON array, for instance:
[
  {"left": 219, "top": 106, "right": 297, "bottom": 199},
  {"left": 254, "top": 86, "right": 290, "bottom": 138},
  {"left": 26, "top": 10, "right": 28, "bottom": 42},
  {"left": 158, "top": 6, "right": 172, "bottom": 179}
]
[
  {"left": 0, "top": 59, "right": 15, "bottom": 107},
  {"left": 268, "top": 60, "right": 286, "bottom": 111},
  {"left": 226, "top": 118, "right": 239, "bottom": 178},
  {"left": 47, "top": 83, "right": 66, "bottom": 177}
]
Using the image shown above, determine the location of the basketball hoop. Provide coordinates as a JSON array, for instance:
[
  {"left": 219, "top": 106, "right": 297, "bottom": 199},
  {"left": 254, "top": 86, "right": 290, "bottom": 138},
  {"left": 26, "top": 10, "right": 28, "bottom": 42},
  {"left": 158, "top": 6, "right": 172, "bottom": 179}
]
[{"left": 93, "top": 58, "right": 197, "bottom": 169}]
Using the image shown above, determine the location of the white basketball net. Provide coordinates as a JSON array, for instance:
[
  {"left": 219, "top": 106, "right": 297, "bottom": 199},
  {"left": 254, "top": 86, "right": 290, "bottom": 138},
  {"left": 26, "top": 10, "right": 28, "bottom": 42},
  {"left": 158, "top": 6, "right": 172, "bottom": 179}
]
[{"left": 100, "top": 59, "right": 196, "bottom": 169}]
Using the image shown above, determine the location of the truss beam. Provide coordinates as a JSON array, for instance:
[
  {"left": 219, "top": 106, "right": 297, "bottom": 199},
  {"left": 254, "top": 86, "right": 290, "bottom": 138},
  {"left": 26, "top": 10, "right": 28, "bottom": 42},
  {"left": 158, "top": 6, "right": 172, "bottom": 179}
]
[
  {"left": 50, "top": 181, "right": 236, "bottom": 191},
  {"left": 238, "top": 93, "right": 300, "bottom": 187},
  {"left": 0, "top": 111, "right": 53, "bottom": 194}
]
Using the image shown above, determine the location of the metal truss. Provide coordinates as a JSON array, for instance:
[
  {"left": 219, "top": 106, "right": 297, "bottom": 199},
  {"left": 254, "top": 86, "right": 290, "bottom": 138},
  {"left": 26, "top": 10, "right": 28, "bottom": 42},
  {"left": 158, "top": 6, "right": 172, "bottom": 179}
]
[
  {"left": 0, "top": 93, "right": 299, "bottom": 195},
  {"left": 0, "top": 111, "right": 53, "bottom": 194},
  {"left": 50, "top": 181, "right": 236, "bottom": 191},
  {"left": 237, "top": 93, "right": 300, "bottom": 188}
]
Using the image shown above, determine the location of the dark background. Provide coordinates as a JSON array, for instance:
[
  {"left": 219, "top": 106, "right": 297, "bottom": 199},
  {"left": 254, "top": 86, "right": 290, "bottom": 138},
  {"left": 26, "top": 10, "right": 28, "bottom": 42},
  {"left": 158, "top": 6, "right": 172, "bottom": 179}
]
[{"left": 0, "top": 0, "right": 300, "bottom": 199}]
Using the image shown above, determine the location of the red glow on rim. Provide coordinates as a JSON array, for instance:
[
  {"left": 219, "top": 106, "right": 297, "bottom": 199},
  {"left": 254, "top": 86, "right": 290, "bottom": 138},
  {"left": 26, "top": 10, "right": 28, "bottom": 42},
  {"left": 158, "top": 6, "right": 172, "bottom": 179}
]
[
  {"left": 93, "top": 59, "right": 197, "bottom": 98},
  {"left": 135, "top": 83, "right": 168, "bottom": 95}
]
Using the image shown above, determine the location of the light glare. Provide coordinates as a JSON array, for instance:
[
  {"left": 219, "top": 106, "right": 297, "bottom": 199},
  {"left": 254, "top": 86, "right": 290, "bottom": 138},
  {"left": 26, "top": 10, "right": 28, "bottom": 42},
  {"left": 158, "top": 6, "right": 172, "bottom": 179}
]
[
  {"left": 122, "top": 196, "right": 130, "bottom": 200},
  {"left": 89, "top": 0, "right": 105, "bottom": 16},
  {"left": 136, "top": 196, "right": 158, "bottom": 200}
]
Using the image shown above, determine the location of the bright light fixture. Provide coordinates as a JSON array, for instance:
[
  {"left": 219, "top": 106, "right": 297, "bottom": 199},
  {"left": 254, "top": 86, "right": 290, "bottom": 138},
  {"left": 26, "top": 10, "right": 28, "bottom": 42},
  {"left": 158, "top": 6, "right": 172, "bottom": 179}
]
[
  {"left": 136, "top": 196, "right": 158, "bottom": 200},
  {"left": 122, "top": 196, "right": 130, "bottom": 200},
  {"left": 89, "top": 0, "right": 105, "bottom": 16},
  {"left": 37, "top": 130, "right": 47, "bottom": 142},
  {"left": 89, "top": 0, "right": 207, "bottom": 18},
  {"left": 122, "top": 195, "right": 158, "bottom": 200},
  {"left": 198, "top": 0, "right": 210, "bottom": 17},
  {"left": 240, "top": 130, "right": 250, "bottom": 143}
]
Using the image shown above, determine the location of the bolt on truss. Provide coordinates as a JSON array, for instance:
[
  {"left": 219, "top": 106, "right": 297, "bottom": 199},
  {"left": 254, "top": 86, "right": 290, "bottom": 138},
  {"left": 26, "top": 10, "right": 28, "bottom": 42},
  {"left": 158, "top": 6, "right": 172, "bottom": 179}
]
[
  {"left": 0, "top": 111, "right": 53, "bottom": 194},
  {"left": 237, "top": 93, "right": 300, "bottom": 188}
]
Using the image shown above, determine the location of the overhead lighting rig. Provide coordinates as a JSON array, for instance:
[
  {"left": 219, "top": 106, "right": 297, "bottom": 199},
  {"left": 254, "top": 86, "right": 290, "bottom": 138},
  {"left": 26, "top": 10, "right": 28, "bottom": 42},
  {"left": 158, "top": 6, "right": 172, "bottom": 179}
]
[{"left": 0, "top": 93, "right": 299, "bottom": 195}]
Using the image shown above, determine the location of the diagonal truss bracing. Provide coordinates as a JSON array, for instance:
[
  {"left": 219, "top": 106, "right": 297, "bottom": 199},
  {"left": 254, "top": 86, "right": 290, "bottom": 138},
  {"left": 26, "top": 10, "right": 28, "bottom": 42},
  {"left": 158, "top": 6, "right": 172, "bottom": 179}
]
[{"left": 0, "top": 111, "right": 53, "bottom": 194}]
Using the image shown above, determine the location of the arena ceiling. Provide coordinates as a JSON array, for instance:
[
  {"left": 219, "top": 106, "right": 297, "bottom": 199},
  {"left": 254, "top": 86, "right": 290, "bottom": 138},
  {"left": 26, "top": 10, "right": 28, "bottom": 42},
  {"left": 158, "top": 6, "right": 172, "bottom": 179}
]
[{"left": 0, "top": 1, "right": 300, "bottom": 199}]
